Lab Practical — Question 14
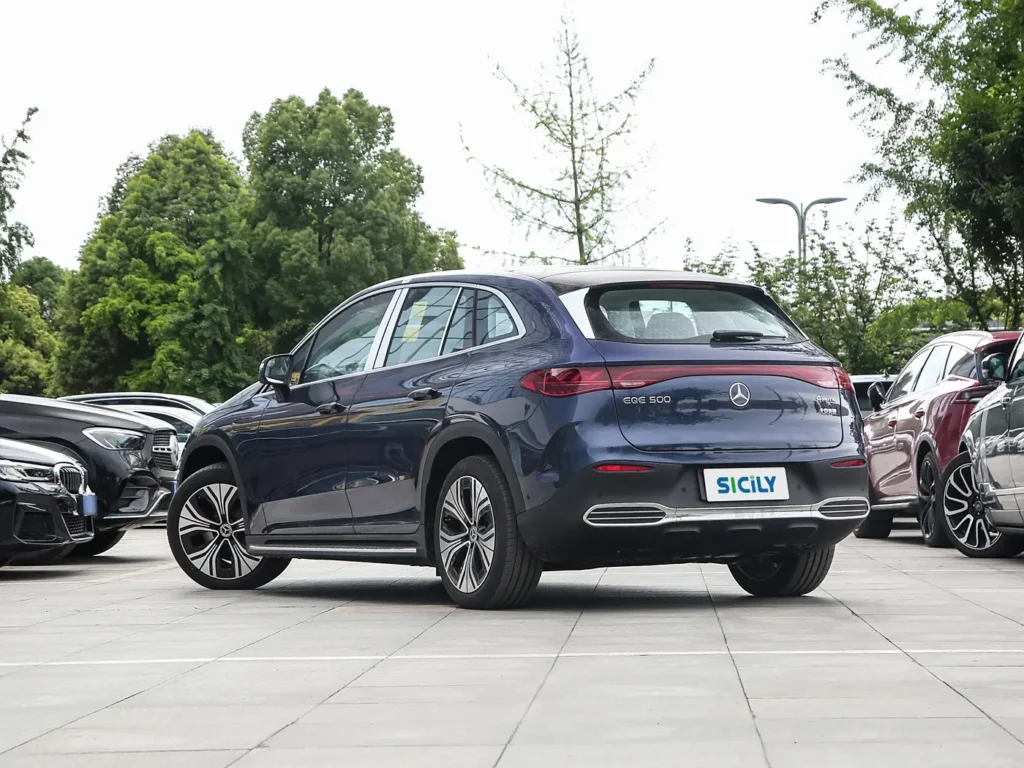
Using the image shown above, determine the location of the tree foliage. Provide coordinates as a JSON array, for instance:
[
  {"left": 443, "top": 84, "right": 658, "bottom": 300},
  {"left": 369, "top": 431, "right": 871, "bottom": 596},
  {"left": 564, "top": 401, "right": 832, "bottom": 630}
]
[
  {"left": 467, "top": 16, "right": 660, "bottom": 265},
  {"left": 12, "top": 256, "right": 66, "bottom": 322},
  {"left": 0, "top": 108, "right": 37, "bottom": 280},
  {"left": 815, "top": 0, "right": 1024, "bottom": 328},
  {"left": 244, "top": 87, "right": 462, "bottom": 350}
]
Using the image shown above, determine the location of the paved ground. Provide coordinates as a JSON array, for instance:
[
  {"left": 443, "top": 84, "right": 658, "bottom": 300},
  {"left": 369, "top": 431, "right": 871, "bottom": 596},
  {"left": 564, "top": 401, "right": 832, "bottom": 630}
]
[{"left": 3, "top": 529, "right": 1024, "bottom": 767}]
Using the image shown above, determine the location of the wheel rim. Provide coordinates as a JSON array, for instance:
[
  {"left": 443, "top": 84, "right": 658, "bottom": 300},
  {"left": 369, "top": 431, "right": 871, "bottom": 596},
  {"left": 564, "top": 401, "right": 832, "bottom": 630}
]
[
  {"left": 177, "top": 483, "right": 261, "bottom": 580},
  {"left": 943, "top": 462, "right": 1001, "bottom": 550},
  {"left": 918, "top": 457, "right": 937, "bottom": 537},
  {"left": 439, "top": 476, "right": 496, "bottom": 594},
  {"left": 735, "top": 555, "right": 782, "bottom": 581}
]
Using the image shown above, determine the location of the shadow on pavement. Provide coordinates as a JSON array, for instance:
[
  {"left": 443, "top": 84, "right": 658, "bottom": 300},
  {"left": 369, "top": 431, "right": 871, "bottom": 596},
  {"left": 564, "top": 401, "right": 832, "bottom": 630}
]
[{"left": 0, "top": 567, "right": 87, "bottom": 581}]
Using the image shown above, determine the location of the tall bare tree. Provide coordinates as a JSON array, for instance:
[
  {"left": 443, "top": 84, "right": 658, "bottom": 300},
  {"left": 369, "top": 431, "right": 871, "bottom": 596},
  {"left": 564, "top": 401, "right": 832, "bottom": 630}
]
[{"left": 467, "top": 17, "right": 660, "bottom": 265}]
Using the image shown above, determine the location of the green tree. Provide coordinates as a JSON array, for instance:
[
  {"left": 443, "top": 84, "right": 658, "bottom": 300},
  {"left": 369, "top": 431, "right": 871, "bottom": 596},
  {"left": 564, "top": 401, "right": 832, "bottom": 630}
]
[
  {"left": 0, "top": 108, "right": 37, "bottom": 280},
  {"left": 816, "top": 0, "right": 1024, "bottom": 328},
  {"left": 12, "top": 256, "right": 66, "bottom": 322},
  {"left": 0, "top": 283, "right": 56, "bottom": 394},
  {"left": 749, "top": 218, "right": 971, "bottom": 373},
  {"left": 244, "top": 87, "right": 462, "bottom": 350},
  {"left": 54, "top": 131, "right": 257, "bottom": 400},
  {"left": 466, "top": 16, "right": 660, "bottom": 265}
]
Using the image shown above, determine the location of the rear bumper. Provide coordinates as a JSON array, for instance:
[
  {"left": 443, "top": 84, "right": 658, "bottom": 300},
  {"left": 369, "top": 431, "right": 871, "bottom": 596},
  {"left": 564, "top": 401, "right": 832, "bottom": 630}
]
[{"left": 517, "top": 457, "right": 868, "bottom": 568}]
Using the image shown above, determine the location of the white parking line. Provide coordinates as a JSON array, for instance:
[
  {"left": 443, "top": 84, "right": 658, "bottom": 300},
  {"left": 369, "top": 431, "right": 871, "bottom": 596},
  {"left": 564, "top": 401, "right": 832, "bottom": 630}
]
[{"left": 3, "top": 648, "right": 1024, "bottom": 668}]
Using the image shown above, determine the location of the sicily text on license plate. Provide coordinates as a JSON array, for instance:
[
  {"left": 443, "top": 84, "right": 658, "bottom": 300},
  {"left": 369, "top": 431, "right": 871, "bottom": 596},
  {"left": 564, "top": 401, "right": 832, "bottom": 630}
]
[{"left": 703, "top": 467, "right": 789, "bottom": 502}]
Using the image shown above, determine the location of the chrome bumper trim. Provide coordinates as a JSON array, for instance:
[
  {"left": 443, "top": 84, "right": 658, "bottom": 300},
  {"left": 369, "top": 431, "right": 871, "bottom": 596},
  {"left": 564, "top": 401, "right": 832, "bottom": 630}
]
[
  {"left": 583, "top": 496, "right": 870, "bottom": 528},
  {"left": 104, "top": 489, "right": 171, "bottom": 523}
]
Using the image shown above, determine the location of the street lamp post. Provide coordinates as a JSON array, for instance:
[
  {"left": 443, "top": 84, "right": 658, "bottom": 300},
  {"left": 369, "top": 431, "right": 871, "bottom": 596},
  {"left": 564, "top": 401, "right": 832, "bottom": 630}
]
[{"left": 756, "top": 197, "right": 847, "bottom": 272}]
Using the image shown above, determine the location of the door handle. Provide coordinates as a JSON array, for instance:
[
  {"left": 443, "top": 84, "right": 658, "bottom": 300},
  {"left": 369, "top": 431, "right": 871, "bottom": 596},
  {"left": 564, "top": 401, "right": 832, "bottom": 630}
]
[
  {"left": 315, "top": 401, "right": 346, "bottom": 415},
  {"left": 914, "top": 408, "right": 926, "bottom": 419},
  {"left": 1003, "top": 393, "right": 1013, "bottom": 406},
  {"left": 408, "top": 387, "right": 442, "bottom": 401},
  {"left": 887, "top": 419, "right": 898, "bottom": 428}
]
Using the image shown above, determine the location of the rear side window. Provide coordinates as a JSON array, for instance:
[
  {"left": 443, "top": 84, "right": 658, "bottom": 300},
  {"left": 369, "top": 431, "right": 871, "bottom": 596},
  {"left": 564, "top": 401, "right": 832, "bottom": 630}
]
[
  {"left": 946, "top": 346, "right": 976, "bottom": 379},
  {"left": 586, "top": 285, "right": 799, "bottom": 343},
  {"left": 914, "top": 345, "right": 952, "bottom": 391},
  {"left": 386, "top": 286, "right": 460, "bottom": 366}
]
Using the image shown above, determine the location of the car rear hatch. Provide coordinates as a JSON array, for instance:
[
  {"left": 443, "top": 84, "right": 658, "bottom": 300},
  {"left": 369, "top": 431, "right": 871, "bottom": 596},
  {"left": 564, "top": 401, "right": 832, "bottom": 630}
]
[{"left": 574, "top": 282, "right": 846, "bottom": 452}]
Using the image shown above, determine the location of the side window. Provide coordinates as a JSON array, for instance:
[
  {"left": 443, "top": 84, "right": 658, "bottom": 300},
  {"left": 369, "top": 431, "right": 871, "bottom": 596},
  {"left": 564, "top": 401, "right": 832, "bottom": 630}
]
[
  {"left": 441, "top": 289, "right": 476, "bottom": 355},
  {"left": 303, "top": 291, "right": 394, "bottom": 383},
  {"left": 1008, "top": 337, "right": 1024, "bottom": 381},
  {"left": 946, "top": 346, "right": 976, "bottom": 379},
  {"left": 886, "top": 351, "right": 929, "bottom": 403},
  {"left": 914, "top": 345, "right": 951, "bottom": 392},
  {"left": 385, "top": 286, "right": 460, "bottom": 366},
  {"left": 476, "top": 291, "right": 518, "bottom": 345}
]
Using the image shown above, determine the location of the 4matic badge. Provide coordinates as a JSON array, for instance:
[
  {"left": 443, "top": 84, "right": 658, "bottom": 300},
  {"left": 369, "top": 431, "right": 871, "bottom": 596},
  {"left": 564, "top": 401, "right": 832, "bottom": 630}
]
[{"left": 815, "top": 396, "right": 840, "bottom": 416}]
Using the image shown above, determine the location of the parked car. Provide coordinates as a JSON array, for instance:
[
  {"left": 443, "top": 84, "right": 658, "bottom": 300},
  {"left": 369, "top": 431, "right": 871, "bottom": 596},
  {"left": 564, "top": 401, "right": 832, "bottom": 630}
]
[
  {"left": 941, "top": 333, "right": 1024, "bottom": 557},
  {"left": 167, "top": 267, "right": 867, "bottom": 609},
  {"left": 104, "top": 405, "right": 200, "bottom": 444},
  {"left": 0, "top": 395, "right": 179, "bottom": 557},
  {"left": 61, "top": 392, "right": 215, "bottom": 415},
  {"left": 1, "top": 438, "right": 95, "bottom": 565},
  {"left": 851, "top": 374, "right": 895, "bottom": 418},
  {"left": 858, "top": 330, "right": 1021, "bottom": 543}
]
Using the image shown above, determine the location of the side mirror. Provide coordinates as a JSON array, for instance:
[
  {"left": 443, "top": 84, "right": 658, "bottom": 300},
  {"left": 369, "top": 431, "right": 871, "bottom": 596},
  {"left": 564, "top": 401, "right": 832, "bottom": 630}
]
[
  {"left": 982, "top": 353, "right": 1008, "bottom": 383},
  {"left": 259, "top": 354, "right": 294, "bottom": 390},
  {"left": 868, "top": 382, "right": 887, "bottom": 412}
]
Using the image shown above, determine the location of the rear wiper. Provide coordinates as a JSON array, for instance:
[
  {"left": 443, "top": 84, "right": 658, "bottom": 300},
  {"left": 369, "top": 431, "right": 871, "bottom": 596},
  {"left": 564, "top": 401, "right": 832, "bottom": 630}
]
[{"left": 711, "top": 330, "right": 784, "bottom": 342}]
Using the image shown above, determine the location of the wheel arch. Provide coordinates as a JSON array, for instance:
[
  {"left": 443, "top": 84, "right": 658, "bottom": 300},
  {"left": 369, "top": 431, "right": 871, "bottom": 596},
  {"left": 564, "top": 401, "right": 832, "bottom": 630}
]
[
  {"left": 178, "top": 434, "right": 249, "bottom": 516},
  {"left": 419, "top": 422, "right": 524, "bottom": 565}
]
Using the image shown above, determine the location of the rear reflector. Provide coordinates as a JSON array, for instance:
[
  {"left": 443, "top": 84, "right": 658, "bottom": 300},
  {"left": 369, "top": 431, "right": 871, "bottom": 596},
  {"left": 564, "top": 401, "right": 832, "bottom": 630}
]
[
  {"left": 831, "top": 459, "right": 866, "bottom": 468},
  {"left": 520, "top": 364, "right": 851, "bottom": 396},
  {"left": 594, "top": 463, "right": 653, "bottom": 473}
]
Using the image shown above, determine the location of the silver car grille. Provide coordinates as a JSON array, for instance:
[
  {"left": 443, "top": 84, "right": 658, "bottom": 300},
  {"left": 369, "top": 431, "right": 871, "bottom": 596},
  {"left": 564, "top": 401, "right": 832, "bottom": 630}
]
[{"left": 152, "top": 430, "right": 179, "bottom": 471}]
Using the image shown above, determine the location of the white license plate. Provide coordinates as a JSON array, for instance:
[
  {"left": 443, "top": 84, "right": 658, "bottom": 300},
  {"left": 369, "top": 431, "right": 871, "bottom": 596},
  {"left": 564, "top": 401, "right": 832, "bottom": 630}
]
[{"left": 703, "top": 467, "right": 790, "bottom": 502}]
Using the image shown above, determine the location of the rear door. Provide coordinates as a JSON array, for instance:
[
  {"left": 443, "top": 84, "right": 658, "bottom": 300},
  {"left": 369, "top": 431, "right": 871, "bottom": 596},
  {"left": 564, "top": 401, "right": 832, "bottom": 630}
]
[
  {"left": 890, "top": 344, "right": 951, "bottom": 497},
  {"left": 581, "top": 284, "right": 845, "bottom": 452},
  {"left": 865, "top": 350, "right": 929, "bottom": 499}
]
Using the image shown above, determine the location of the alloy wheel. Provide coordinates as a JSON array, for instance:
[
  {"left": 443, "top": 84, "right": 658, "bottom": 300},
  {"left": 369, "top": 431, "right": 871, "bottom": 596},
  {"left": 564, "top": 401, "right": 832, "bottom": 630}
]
[
  {"left": 177, "top": 483, "right": 262, "bottom": 580},
  {"left": 918, "top": 457, "right": 938, "bottom": 538},
  {"left": 943, "top": 462, "right": 1001, "bottom": 551},
  {"left": 439, "top": 476, "right": 496, "bottom": 594}
]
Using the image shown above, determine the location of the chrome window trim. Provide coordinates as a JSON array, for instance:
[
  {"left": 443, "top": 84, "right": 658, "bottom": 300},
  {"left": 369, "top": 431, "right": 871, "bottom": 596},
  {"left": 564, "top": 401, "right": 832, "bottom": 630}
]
[{"left": 285, "top": 281, "right": 526, "bottom": 390}]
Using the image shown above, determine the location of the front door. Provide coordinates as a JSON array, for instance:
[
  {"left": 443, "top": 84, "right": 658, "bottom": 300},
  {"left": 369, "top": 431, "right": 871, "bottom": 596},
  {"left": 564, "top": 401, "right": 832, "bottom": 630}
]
[
  {"left": 249, "top": 289, "right": 398, "bottom": 536},
  {"left": 865, "top": 349, "right": 929, "bottom": 501},
  {"left": 345, "top": 285, "right": 474, "bottom": 535}
]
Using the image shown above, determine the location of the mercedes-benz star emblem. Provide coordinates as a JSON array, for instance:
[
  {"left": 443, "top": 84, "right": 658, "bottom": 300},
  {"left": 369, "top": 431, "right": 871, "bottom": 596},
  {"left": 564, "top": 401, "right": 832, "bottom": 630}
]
[{"left": 729, "top": 382, "right": 751, "bottom": 408}]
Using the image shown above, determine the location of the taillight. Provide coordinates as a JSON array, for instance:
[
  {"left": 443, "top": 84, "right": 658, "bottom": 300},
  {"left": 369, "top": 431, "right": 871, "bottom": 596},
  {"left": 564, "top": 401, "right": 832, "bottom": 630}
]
[
  {"left": 519, "top": 367, "right": 612, "bottom": 397},
  {"left": 956, "top": 384, "right": 995, "bottom": 404},
  {"left": 834, "top": 367, "right": 854, "bottom": 392},
  {"left": 606, "top": 364, "right": 843, "bottom": 390},
  {"left": 594, "top": 463, "right": 653, "bottom": 473}
]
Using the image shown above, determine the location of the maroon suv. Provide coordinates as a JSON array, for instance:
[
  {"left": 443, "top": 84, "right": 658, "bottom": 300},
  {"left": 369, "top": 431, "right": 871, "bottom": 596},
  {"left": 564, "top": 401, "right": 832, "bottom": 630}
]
[{"left": 859, "top": 330, "right": 1021, "bottom": 543}]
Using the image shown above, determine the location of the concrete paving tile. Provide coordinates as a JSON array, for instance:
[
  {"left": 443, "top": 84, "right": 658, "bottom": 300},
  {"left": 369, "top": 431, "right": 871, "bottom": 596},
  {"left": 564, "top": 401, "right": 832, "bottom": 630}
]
[
  {"left": 348, "top": 656, "right": 553, "bottom": 688},
  {"left": 11, "top": 705, "right": 310, "bottom": 753},
  {"left": 764, "top": 741, "right": 1024, "bottom": 768},
  {"left": 267, "top": 701, "right": 526, "bottom": 747},
  {"left": 749, "top": 696, "right": 983, "bottom": 719},
  {"left": 756, "top": 716, "right": 1016, "bottom": 743},
  {"left": 497, "top": 742, "right": 768, "bottom": 767},
  {"left": 0, "top": 751, "right": 244, "bottom": 767},
  {"left": 326, "top": 684, "right": 538, "bottom": 705},
  {"left": 233, "top": 746, "right": 502, "bottom": 767}
]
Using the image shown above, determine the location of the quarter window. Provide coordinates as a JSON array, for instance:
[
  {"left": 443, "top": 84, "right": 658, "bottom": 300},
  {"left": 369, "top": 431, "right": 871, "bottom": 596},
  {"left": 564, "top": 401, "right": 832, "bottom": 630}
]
[
  {"left": 475, "top": 291, "right": 517, "bottom": 345},
  {"left": 946, "top": 346, "right": 976, "bottom": 379},
  {"left": 386, "top": 286, "right": 461, "bottom": 366},
  {"left": 914, "top": 345, "right": 951, "bottom": 392},
  {"left": 303, "top": 291, "right": 394, "bottom": 383},
  {"left": 886, "top": 352, "right": 928, "bottom": 403}
]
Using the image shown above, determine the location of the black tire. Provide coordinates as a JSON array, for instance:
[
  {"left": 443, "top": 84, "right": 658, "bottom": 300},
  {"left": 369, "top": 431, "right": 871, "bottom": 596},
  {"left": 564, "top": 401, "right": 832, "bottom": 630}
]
[
  {"left": 71, "top": 530, "right": 126, "bottom": 557},
  {"left": 434, "top": 455, "right": 541, "bottom": 609},
  {"left": 167, "top": 463, "right": 290, "bottom": 590},
  {"left": 917, "top": 452, "right": 951, "bottom": 548},
  {"left": 729, "top": 547, "right": 835, "bottom": 597},
  {"left": 936, "top": 453, "right": 1024, "bottom": 559},
  {"left": 854, "top": 510, "right": 893, "bottom": 539}
]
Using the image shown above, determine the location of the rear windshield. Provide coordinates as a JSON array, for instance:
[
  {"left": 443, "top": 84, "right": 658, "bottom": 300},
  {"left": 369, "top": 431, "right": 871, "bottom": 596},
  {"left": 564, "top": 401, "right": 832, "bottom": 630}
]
[{"left": 586, "top": 286, "right": 801, "bottom": 343}]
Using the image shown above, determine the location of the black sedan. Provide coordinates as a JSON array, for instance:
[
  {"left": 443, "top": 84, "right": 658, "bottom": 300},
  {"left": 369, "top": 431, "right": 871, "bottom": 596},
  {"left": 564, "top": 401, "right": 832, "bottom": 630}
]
[
  {"left": 1, "top": 439, "right": 95, "bottom": 566},
  {"left": 0, "top": 395, "right": 178, "bottom": 557}
]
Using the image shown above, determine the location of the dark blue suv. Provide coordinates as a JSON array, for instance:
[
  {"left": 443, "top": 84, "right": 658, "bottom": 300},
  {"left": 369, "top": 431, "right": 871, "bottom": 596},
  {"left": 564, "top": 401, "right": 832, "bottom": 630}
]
[{"left": 168, "top": 268, "right": 868, "bottom": 609}]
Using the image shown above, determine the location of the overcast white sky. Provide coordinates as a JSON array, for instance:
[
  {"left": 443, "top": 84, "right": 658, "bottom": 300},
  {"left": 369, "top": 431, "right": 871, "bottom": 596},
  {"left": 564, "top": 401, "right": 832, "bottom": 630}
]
[{"left": 2, "top": 0, "right": 902, "bottom": 274}]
